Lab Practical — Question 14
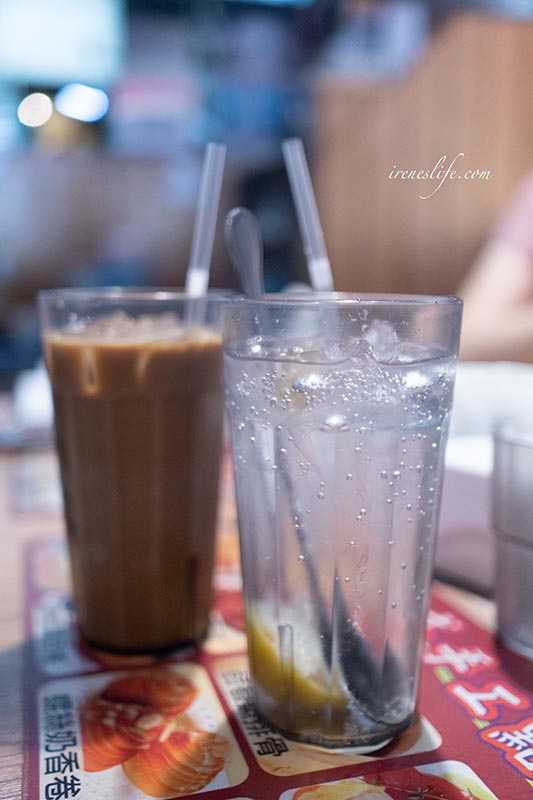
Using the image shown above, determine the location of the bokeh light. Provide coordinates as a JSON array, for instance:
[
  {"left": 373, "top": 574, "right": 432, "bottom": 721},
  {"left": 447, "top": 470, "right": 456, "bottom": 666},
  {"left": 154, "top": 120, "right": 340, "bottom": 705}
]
[
  {"left": 17, "top": 92, "right": 53, "bottom": 127},
  {"left": 54, "top": 83, "right": 109, "bottom": 123}
]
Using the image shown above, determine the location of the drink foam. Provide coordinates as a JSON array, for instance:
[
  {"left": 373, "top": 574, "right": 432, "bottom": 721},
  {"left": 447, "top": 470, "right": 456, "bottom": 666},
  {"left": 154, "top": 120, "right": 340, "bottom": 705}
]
[{"left": 53, "top": 312, "right": 217, "bottom": 344}]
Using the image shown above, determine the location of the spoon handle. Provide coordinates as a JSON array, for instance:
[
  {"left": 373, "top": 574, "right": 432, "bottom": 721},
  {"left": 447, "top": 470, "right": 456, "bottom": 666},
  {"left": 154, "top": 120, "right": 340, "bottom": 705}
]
[{"left": 224, "top": 207, "right": 265, "bottom": 299}]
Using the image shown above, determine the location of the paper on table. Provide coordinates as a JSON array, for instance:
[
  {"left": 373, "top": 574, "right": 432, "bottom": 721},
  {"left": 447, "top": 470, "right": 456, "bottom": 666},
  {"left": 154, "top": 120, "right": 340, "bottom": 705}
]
[
  {"left": 0, "top": 361, "right": 53, "bottom": 450},
  {"left": 13, "top": 360, "right": 53, "bottom": 429}
]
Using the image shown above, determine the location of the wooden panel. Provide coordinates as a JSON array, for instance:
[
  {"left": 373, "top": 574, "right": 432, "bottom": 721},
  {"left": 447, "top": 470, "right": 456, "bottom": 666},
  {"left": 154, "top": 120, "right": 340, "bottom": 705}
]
[{"left": 313, "top": 12, "right": 533, "bottom": 295}]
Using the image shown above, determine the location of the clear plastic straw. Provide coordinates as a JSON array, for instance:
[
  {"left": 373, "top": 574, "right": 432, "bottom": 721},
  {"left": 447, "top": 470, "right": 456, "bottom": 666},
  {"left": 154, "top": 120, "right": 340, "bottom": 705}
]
[
  {"left": 185, "top": 142, "right": 226, "bottom": 320},
  {"left": 282, "top": 137, "right": 334, "bottom": 292}
]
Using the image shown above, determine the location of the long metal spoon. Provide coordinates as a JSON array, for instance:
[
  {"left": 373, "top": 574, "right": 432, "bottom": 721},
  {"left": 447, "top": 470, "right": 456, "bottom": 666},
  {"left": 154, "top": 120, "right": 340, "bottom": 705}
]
[
  {"left": 225, "top": 207, "right": 264, "bottom": 300},
  {"left": 224, "top": 207, "right": 405, "bottom": 732}
]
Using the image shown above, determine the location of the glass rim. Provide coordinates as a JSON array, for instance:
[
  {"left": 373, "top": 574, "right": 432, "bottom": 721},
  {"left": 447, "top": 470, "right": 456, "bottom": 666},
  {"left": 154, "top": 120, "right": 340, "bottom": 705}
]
[
  {"left": 493, "top": 417, "right": 533, "bottom": 449},
  {"left": 218, "top": 292, "right": 463, "bottom": 309},
  {"left": 38, "top": 287, "right": 233, "bottom": 303}
]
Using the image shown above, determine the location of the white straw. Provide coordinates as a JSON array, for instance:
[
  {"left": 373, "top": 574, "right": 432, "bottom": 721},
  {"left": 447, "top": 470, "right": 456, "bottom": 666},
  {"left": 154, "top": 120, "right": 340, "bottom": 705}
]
[
  {"left": 185, "top": 142, "right": 227, "bottom": 299},
  {"left": 282, "top": 137, "right": 334, "bottom": 292}
]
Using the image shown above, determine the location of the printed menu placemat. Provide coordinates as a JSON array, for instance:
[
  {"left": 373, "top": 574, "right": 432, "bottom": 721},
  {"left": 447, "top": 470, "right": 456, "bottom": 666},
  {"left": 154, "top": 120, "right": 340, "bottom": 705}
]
[{"left": 21, "top": 462, "right": 533, "bottom": 799}]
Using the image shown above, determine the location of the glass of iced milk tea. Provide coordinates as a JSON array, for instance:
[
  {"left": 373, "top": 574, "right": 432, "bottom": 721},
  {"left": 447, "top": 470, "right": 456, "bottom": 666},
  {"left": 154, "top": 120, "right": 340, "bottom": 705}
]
[
  {"left": 222, "top": 294, "right": 462, "bottom": 751},
  {"left": 39, "top": 288, "right": 224, "bottom": 652}
]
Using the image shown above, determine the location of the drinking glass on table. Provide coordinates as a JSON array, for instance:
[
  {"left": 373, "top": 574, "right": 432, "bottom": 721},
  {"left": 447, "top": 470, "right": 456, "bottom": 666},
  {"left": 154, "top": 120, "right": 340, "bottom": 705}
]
[
  {"left": 493, "top": 418, "right": 533, "bottom": 660},
  {"left": 39, "top": 288, "right": 225, "bottom": 653},
  {"left": 221, "top": 293, "right": 462, "bottom": 751}
]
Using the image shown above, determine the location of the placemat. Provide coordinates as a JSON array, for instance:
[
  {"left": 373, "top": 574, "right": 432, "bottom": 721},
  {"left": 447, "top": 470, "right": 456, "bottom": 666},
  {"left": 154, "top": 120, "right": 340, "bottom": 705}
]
[{"left": 21, "top": 460, "right": 533, "bottom": 799}]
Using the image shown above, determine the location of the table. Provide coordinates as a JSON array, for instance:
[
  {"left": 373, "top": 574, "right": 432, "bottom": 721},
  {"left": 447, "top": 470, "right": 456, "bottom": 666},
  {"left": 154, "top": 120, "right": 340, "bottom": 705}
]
[
  {"left": 0, "top": 448, "right": 64, "bottom": 800},
  {"left": 2, "top": 446, "right": 531, "bottom": 800}
]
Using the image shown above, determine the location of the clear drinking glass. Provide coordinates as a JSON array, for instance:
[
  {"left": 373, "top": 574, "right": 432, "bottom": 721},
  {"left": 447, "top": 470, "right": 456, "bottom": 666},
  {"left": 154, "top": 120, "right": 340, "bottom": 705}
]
[
  {"left": 39, "top": 288, "right": 225, "bottom": 653},
  {"left": 221, "top": 293, "right": 462, "bottom": 750},
  {"left": 493, "top": 418, "right": 533, "bottom": 661}
]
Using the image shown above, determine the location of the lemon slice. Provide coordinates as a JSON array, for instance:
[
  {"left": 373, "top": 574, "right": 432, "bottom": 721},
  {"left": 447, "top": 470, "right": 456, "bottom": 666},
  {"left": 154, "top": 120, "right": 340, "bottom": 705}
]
[
  {"left": 294, "top": 781, "right": 387, "bottom": 799},
  {"left": 247, "top": 603, "right": 348, "bottom": 710}
]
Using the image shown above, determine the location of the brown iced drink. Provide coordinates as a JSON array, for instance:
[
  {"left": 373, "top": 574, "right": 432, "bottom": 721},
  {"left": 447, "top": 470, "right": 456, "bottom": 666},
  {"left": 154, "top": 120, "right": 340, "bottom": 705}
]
[{"left": 43, "top": 313, "right": 224, "bottom": 652}]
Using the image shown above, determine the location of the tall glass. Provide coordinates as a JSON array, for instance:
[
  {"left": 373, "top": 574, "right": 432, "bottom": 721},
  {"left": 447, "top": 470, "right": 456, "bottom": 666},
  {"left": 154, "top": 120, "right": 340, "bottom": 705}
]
[
  {"left": 493, "top": 417, "right": 533, "bottom": 660},
  {"left": 39, "top": 288, "right": 224, "bottom": 653},
  {"left": 222, "top": 294, "right": 462, "bottom": 750}
]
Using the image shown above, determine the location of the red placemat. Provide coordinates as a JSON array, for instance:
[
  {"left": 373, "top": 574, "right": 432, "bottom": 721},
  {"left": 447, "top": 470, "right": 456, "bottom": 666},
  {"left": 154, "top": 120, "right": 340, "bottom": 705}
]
[{"left": 21, "top": 462, "right": 533, "bottom": 799}]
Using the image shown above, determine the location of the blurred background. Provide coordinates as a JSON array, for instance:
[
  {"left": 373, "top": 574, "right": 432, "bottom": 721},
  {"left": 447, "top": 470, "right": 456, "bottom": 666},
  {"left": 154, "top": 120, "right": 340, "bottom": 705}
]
[{"left": 1, "top": 0, "right": 533, "bottom": 386}]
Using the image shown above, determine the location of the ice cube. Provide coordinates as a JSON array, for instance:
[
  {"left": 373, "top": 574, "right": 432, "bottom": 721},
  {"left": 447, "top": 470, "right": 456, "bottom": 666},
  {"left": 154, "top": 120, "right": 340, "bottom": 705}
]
[{"left": 364, "top": 320, "right": 431, "bottom": 364}]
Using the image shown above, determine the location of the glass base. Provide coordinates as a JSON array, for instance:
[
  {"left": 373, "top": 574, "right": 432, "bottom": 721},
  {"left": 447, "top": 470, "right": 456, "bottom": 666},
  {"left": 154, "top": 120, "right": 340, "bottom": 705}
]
[
  {"left": 255, "top": 707, "right": 412, "bottom": 753},
  {"left": 498, "top": 628, "right": 533, "bottom": 661},
  {"left": 79, "top": 625, "right": 206, "bottom": 656}
]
